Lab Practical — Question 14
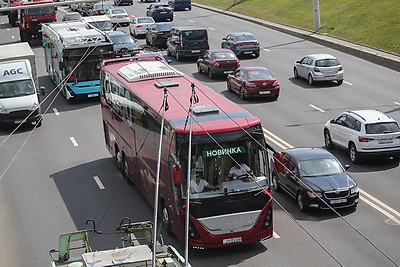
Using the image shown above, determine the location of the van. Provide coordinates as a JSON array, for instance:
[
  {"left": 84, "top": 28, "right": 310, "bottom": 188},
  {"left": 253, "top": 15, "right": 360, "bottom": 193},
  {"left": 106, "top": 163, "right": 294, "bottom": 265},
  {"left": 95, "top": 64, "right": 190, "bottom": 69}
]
[
  {"left": 166, "top": 26, "right": 209, "bottom": 61},
  {"left": 168, "top": 0, "right": 191, "bottom": 11}
]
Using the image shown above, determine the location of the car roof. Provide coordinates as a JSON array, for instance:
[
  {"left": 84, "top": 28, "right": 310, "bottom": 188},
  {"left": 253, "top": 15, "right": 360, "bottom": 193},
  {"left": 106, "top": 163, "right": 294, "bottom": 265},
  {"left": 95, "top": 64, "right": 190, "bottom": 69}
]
[
  {"left": 207, "top": 49, "right": 235, "bottom": 53},
  {"left": 346, "top": 110, "right": 395, "bottom": 123},
  {"left": 307, "top": 54, "right": 337, "bottom": 60},
  {"left": 230, "top": 32, "right": 254, "bottom": 36},
  {"left": 284, "top": 147, "right": 335, "bottom": 161},
  {"left": 172, "top": 25, "right": 207, "bottom": 31},
  {"left": 107, "top": 31, "right": 129, "bottom": 37}
]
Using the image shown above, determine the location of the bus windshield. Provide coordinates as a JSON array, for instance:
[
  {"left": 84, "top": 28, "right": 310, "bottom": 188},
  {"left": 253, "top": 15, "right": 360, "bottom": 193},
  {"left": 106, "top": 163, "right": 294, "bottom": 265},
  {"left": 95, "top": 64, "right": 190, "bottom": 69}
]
[
  {"left": 177, "top": 131, "right": 269, "bottom": 200},
  {"left": 65, "top": 56, "right": 101, "bottom": 82}
]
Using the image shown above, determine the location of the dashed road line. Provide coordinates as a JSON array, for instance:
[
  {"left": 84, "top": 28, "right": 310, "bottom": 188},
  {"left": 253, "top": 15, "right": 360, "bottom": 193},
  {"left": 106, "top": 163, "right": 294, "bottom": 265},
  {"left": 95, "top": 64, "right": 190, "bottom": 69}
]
[
  {"left": 69, "top": 137, "right": 79, "bottom": 147},
  {"left": 309, "top": 104, "right": 325, "bottom": 112},
  {"left": 53, "top": 108, "right": 60, "bottom": 116},
  {"left": 93, "top": 176, "right": 105, "bottom": 190},
  {"left": 343, "top": 81, "right": 352, "bottom": 85},
  {"left": 263, "top": 48, "right": 270, "bottom": 52}
]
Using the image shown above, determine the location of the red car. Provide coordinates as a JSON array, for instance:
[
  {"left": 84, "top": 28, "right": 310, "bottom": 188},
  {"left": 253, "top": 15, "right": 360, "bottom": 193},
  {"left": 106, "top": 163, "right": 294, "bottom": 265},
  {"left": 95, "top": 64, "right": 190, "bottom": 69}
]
[
  {"left": 197, "top": 49, "right": 240, "bottom": 79},
  {"left": 227, "top": 67, "right": 280, "bottom": 100}
]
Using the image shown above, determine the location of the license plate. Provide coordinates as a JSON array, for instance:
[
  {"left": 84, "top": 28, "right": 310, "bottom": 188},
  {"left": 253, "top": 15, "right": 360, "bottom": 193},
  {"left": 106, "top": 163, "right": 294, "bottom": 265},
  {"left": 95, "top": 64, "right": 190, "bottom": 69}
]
[
  {"left": 259, "top": 91, "right": 271, "bottom": 95},
  {"left": 191, "top": 50, "right": 200, "bottom": 53},
  {"left": 244, "top": 51, "right": 253, "bottom": 54},
  {"left": 378, "top": 139, "right": 393, "bottom": 144},
  {"left": 88, "top": 93, "right": 99, "bottom": 98},
  {"left": 160, "top": 11, "right": 167, "bottom": 14},
  {"left": 223, "top": 237, "right": 242, "bottom": 244},
  {"left": 330, "top": 199, "right": 347, "bottom": 204},
  {"left": 223, "top": 70, "right": 232, "bottom": 74}
]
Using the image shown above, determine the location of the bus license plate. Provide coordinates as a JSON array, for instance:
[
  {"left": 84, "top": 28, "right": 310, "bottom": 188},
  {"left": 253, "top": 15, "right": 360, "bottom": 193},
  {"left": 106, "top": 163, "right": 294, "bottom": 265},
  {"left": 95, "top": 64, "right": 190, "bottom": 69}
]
[
  {"left": 88, "top": 93, "right": 99, "bottom": 98},
  {"left": 223, "top": 237, "right": 242, "bottom": 244},
  {"left": 330, "top": 199, "right": 347, "bottom": 204}
]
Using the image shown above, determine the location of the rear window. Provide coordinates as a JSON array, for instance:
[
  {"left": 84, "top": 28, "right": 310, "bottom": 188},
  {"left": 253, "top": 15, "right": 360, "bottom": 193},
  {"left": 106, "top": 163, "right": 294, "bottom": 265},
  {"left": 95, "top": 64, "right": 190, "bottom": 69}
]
[
  {"left": 182, "top": 30, "right": 207, "bottom": 41},
  {"left": 247, "top": 70, "right": 274, "bottom": 79},
  {"left": 235, "top": 34, "right": 256, "bottom": 41},
  {"left": 156, "top": 23, "right": 173, "bottom": 31},
  {"left": 315, "top": 59, "right": 340, "bottom": 67},
  {"left": 214, "top": 52, "right": 236, "bottom": 59},
  {"left": 365, "top": 122, "right": 400, "bottom": 134}
]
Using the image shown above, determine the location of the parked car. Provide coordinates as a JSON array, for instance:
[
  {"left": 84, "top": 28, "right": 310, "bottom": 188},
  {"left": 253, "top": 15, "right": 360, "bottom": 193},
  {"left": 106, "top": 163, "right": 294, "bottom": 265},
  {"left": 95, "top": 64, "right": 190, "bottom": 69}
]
[
  {"left": 146, "top": 2, "right": 173, "bottom": 22},
  {"left": 294, "top": 54, "right": 344, "bottom": 86},
  {"left": 62, "top": 12, "right": 82, "bottom": 21},
  {"left": 168, "top": 0, "right": 191, "bottom": 10},
  {"left": 271, "top": 147, "right": 359, "bottom": 211},
  {"left": 86, "top": 2, "right": 112, "bottom": 16},
  {"left": 129, "top": 17, "right": 155, "bottom": 38},
  {"left": 107, "top": 8, "right": 131, "bottom": 27},
  {"left": 166, "top": 26, "right": 209, "bottom": 61},
  {"left": 114, "top": 0, "right": 133, "bottom": 6},
  {"left": 226, "top": 67, "right": 280, "bottom": 100},
  {"left": 106, "top": 31, "right": 138, "bottom": 58},
  {"left": 221, "top": 32, "right": 260, "bottom": 58},
  {"left": 196, "top": 49, "right": 240, "bottom": 79},
  {"left": 145, "top": 22, "right": 174, "bottom": 48},
  {"left": 324, "top": 110, "right": 400, "bottom": 163}
]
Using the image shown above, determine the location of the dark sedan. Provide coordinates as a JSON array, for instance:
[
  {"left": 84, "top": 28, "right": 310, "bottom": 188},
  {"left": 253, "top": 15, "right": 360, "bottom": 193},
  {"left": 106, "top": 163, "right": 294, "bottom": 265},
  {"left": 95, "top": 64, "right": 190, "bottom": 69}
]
[
  {"left": 197, "top": 49, "right": 240, "bottom": 79},
  {"left": 146, "top": 2, "right": 174, "bottom": 22},
  {"left": 221, "top": 32, "right": 260, "bottom": 58},
  {"left": 271, "top": 147, "right": 359, "bottom": 212},
  {"left": 145, "top": 22, "right": 175, "bottom": 48},
  {"left": 106, "top": 31, "right": 139, "bottom": 58},
  {"left": 227, "top": 67, "right": 280, "bottom": 100}
]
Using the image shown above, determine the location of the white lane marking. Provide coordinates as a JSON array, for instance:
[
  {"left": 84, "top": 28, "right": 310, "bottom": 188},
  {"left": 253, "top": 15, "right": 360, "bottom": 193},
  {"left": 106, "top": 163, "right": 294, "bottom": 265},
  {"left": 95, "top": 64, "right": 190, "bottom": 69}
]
[
  {"left": 263, "top": 48, "right": 270, "bottom": 52},
  {"left": 208, "top": 27, "right": 215, "bottom": 31},
  {"left": 264, "top": 129, "right": 400, "bottom": 224},
  {"left": 309, "top": 104, "right": 325, "bottom": 112},
  {"left": 273, "top": 231, "right": 281, "bottom": 238},
  {"left": 344, "top": 81, "right": 352, "bottom": 85},
  {"left": 53, "top": 108, "right": 60, "bottom": 116},
  {"left": 7, "top": 28, "right": 10, "bottom": 31},
  {"left": 11, "top": 36, "right": 15, "bottom": 39},
  {"left": 394, "top": 102, "right": 400, "bottom": 106},
  {"left": 188, "top": 19, "right": 194, "bottom": 23},
  {"left": 93, "top": 176, "right": 105, "bottom": 190},
  {"left": 69, "top": 137, "right": 79, "bottom": 147}
]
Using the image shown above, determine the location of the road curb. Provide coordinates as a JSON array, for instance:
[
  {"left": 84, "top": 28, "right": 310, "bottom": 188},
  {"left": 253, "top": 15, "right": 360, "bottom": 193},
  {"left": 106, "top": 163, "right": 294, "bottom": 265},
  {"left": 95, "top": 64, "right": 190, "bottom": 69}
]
[{"left": 193, "top": 2, "right": 400, "bottom": 72}]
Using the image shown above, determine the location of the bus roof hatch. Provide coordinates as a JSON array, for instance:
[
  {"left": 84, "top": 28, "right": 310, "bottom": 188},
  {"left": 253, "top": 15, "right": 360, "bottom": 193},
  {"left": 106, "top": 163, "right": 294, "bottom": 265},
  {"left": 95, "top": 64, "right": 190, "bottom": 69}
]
[{"left": 117, "top": 61, "right": 181, "bottom": 82}]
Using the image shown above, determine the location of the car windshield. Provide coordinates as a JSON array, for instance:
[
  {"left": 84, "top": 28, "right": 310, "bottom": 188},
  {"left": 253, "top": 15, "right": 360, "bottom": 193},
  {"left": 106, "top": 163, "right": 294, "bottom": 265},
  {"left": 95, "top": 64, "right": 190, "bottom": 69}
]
[
  {"left": 214, "top": 52, "right": 236, "bottom": 59},
  {"left": 156, "top": 23, "right": 173, "bottom": 31},
  {"left": 235, "top": 34, "right": 256, "bottom": 41},
  {"left": 65, "top": 14, "right": 81, "bottom": 20},
  {"left": 0, "top": 79, "right": 35, "bottom": 98},
  {"left": 111, "top": 9, "right": 126, "bottom": 14},
  {"left": 365, "top": 122, "right": 400, "bottom": 134},
  {"left": 315, "top": 58, "right": 340, "bottom": 67},
  {"left": 88, "top": 21, "right": 112, "bottom": 31},
  {"left": 94, "top": 3, "right": 111, "bottom": 10},
  {"left": 137, "top": 17, "right": 154, "bottom": 23},
  {"left": 109, "top": 35, "right": 136, "bottom": 44},
  {"left": 298, "top": 158, "right": 343, "bottom": 177},
  {"left": 182, "top": 30, "right": 207, "bottom": 41},
  {"left": 247, "top": 70, "right": 274, "bottom": 79}
]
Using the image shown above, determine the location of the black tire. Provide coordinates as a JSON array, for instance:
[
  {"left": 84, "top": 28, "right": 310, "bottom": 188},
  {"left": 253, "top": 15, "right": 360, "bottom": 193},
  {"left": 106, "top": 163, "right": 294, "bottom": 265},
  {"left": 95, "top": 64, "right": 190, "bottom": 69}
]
[
  {"left": 208, "top": 68, "right": 214, "bottom": 79},
  {"left": 308, "top": 74, "right": 315, "bottom": 85},
  {"left": 349, "top": 143, "right": 359, "bottom": 164},
  {"left": 272, "top": 172, "right": 282, "bottom": 192},
  {"left": 227, "top": 80, "right": 232, "bottom": 92},
  {"left": 254, "top": 51, "right": 260, "bottom": 58},
  {"left": 176, "top": 52, "right": 181, "bottom": 61},
  {"left": 20, "top": 31, "right": 27, "bottom": 42},
  {"left": 167, "top": 48, "right": 171, "bottom": 56},
  {"left": 36, "top": 119, "right": 42, "bottom": 127},
  {"left": 197, "top": 63, "right": 203, "bottom": 73},
  {"left": 297, "top": 193, "right": 307, "bottom": 212},
  {"left": 123, "top": 155, "right": 133, "bottom": 185},
  {"left": 162, "top": 203, "right": 173, "bottom": 236},
  {"left": 324, "top": 129, "right": 334, "bottom": 149},
  {"left": 239, "top": 87, "right": 245, "bottom": 100},
  {"left": 337, "top": 79, "right": 343, "bottom": 85},
  {"left": 116, "top": 148, "right": 124, "bottom": 172},
  {"left": 294, "top": 68, "right": 299, "bottom": 79}
]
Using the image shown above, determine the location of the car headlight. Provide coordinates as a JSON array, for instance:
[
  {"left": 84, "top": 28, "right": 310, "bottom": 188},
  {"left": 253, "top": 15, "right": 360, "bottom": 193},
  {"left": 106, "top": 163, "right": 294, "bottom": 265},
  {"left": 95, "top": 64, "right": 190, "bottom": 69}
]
[
  {"left": 31, "top": 102, "right": 39, "bottom": 111},
  {"left": 350, "top": 186, "right": 359, "bottom": 194},
  {"left": 307, "top": 191, "right": 322, "bottom": 198}
]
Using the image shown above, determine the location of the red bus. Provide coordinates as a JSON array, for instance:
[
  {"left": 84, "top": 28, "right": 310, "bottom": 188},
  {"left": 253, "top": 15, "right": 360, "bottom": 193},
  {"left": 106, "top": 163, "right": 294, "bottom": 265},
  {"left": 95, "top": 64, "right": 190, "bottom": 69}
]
[{"left": 99, "top": 55, "right": 273, "bottom": 249}]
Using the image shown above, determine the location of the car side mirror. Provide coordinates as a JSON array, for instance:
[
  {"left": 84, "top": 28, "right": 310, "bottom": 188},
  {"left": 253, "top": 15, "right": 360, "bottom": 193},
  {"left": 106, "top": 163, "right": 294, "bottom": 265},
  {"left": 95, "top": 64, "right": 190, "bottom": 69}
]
[
  {"left": 296, "top": 60, "right": 301, "bottom": 63},
  {"left": 344, "top": 164, "right": 350, "bottom": 171},
  {"left": 330, "top": 119, "right": 336, "bottom": 124}
]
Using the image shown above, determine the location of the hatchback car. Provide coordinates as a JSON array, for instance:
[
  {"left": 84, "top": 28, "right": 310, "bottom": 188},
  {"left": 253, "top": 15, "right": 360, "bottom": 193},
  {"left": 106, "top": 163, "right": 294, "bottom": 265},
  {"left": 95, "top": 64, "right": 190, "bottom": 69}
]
[
  {"left": 324, "top": 110, "right": 400, "bottom": 163},
  {"left": 129, "top": 17, "right": 156, "bottom": 38},
  {"left": 271, "top": 147, "right": 359, "bottom": 211},
  {"left": 145, "top": 22, "right": 174, "bottom": 48},
  {"left": 62, "top": 12, "right": 82, "bottom": 21},
  {"left": 106, "top": 31, "right": 138, "bottom": 58},
  {"left": 221, "top": 32, "right": 260, "bottom": 58},
  {"left": 146, "top": 2, "right": 173, "bottom": 22},
  {"left": 227, "top": 67, "right": 280, "bottom": 100},
  {"left": 294, "top": 54, "right": 344, "bottom": 86},
  {"left": 197, "top": 49, "right": 240, "bottom": 79},
  {"left": 107, "top": 8, "right": 131, "bottom": 27}
]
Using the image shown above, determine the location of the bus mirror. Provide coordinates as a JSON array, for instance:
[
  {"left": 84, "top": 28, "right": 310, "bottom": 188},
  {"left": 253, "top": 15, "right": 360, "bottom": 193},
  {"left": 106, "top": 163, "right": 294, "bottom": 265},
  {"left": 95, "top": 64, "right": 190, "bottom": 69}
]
[
  {"left": 172, "top": 164, "right": 182, "bottom": 186},
  {"left": 274, "top": 152, "right": 284, "bottom": 173}
]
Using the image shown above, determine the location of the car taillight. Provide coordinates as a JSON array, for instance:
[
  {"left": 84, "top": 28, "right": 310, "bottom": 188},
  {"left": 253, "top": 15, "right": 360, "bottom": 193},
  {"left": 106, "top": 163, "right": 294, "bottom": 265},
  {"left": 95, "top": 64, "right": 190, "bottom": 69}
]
[
  {"left": 137, "top": 25, "right": 142, "bottom": 28},
  {"left": 180, "top": 40, "right": 183, "bottom": 48},
  {"left": 272, "top": 80, "right": 279, "bottom": 86},
  {"left": 358, "top": 136, "right": 375, "bottom": 142},
  {"left": 254, "top": 42, "right": 259, "bottom": 45},
  {"left": 246, "top": 82, "right": 256, "bottom": 88},
  {"left": 313, "top": 67, "right": 321, "bottom": 72},
  {"left": 213, "top": 62, "right": 220, "bottom": 67},
  {"left": 237, "top": 60, "right": 240, "bottom": 66},
  {"left": 110, "top": 15, "right": 114, "bottom": 18},
  {"left": 338, "top": 67, "right": 343, "bottom": 71},
  {"left": 234, "top": 43, "right": 243, "bottom": 46}
]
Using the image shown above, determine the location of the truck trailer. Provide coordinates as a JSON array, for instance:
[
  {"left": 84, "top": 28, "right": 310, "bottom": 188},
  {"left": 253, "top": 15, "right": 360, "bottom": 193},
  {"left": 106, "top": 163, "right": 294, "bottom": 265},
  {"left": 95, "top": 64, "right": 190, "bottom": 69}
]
[{"left": 0, "top": 42, "right": 42, "bottom": 127}]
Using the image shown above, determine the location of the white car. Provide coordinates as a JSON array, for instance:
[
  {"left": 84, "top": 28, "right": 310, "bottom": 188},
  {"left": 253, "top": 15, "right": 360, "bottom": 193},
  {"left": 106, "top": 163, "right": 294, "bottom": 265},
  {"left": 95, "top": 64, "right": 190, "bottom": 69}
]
[
  {"left": 324, "top": 110, "right": 400, "bottom": 163},
  {"left": 129, "top": 17, "right": 155, "bottom": 38},
  {"left": 294, "top": 54, "right": 344, "bottom": 86},
  {"left": 107, "top": 8, "right": 131, "bottom": 27}
]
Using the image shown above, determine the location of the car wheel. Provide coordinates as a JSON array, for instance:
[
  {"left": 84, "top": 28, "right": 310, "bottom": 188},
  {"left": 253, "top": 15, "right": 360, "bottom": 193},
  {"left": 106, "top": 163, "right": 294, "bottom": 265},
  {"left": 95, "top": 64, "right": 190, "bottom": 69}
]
[
  {"left": 123, "top": 156, "right": 133, "bottom": 185},
  {"left": 167, "top": 48, "right": 171, "bottom": 56},
  {"left": 294, "top": 68, "right": 299, "bottom": 79},
  {"left": 349, "top": 143, "right": 360, "bottom": 164},
  {"left": 337, "top": 79, "right": 343, "bottom": 85},
  {"left": 272, "top": 172, "right": 282, "bottom": 192},
  {"left": 197, "top": 63, "right": 203, "bottom": 73},
  {"left": 227, "top": 80, "right": 232, "bottom": 92},
  {"left": 239, "top": 87, "right": 245, "bottom": 100},
  {"left": 297, "top": 193, "right": 307, "bottom": 212},
  {"left": 308, "top": 74, "right": 315, "bottom": 85},
  {"left": 324, "top": 129, "right": 334, "bottom": 149},
  {"left": 162, "top": 203, "right": 173, "bottom": 236},
  {"left": 176, "top": 52, "right": 181, "bottom": 61},
  {"left": 145, "top": 38, "right": 150, "bottom": 45},
  {"left": 208, "top": 68, "right": 214, "bottom": 79},
  {"left": 116, "top": 148, "right": 123, "bottom": 172},
  {"left": 254, "top": 51, "right": 260, "bottom": 58}
]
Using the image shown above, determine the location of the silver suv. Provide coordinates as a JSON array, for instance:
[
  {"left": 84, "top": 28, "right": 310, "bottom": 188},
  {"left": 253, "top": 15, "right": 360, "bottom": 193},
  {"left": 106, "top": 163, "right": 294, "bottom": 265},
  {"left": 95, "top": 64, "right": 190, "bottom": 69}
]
[{"left": 324, "top": 110, "right": 400, "bottom": 163}]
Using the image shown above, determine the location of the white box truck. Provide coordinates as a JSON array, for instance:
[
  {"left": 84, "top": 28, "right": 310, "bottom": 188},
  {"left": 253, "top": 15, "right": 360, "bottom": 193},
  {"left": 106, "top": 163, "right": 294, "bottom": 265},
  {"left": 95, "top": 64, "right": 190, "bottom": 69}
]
[{"left": 0, "top": 42, "right": 43, "bottom": 127}]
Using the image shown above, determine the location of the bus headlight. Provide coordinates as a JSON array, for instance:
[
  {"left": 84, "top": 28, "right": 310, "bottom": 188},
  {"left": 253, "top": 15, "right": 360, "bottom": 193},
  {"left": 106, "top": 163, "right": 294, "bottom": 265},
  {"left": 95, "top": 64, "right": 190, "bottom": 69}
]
[
  {"left": 262, "top": 207, "right": 272, "bottom": 229},
  {"left": 188, "top": 221, "right": 200, "bottom": 240}
]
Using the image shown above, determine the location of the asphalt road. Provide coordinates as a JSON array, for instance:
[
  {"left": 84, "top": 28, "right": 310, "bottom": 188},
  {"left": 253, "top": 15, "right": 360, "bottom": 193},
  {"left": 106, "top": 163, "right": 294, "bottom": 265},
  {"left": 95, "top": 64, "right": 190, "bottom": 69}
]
[{"left": 0, "top": 2, "right": 399, "bottom": 266}]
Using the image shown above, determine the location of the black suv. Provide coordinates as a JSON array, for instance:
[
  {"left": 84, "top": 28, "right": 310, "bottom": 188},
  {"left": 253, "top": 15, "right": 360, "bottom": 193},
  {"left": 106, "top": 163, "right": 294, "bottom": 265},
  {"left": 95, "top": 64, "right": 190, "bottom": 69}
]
[{"left": 166, "top": 26, "right": 209, "bottom": 61}]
